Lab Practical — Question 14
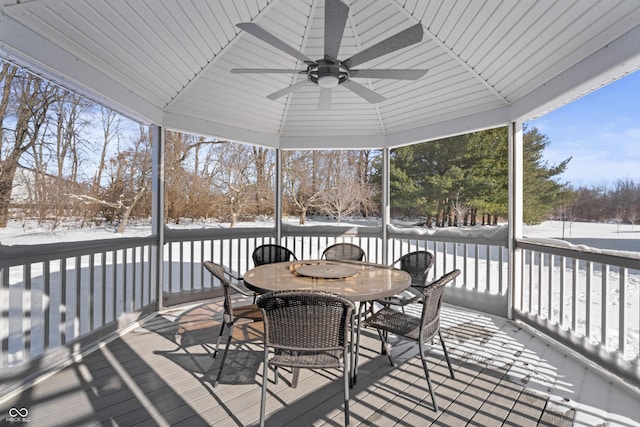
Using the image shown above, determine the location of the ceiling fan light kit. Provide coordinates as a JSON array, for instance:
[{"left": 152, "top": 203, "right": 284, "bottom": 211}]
[
  {"left": 231, "top": 0, "right": 428, "bottom": 108},
  {"left": 317, "top": 75, "right": 339, "bottom": 88}
]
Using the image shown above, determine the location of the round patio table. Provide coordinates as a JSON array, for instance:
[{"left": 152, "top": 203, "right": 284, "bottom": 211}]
[
  {"left": 243, "top": 259, "right": 412, "bottom": 386},
  {"left": 242, "top": 259, "right": 411, "bottom": 302}
]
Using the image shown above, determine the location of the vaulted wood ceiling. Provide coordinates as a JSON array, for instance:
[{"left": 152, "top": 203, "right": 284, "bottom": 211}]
[{"left": 1, "top": 0, "right": 640, "bottom": 149}]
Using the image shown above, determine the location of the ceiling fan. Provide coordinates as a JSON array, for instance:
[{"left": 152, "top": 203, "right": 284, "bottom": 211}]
[{"left": 231, "top": 0, "right": 427, "bottom": 109}]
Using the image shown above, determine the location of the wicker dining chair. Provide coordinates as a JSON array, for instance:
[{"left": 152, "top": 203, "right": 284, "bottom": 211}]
[
  {"left": 203, "top": 261, "right": 263, "bottom": 387},
  {"left": 363, "top": 269, "right": 461, "bottom": 412},
  {"left": 257, "top": 290, "right": 355, "bottom": 427},
  {"left": 252, "top": 244, "right": 298, "bottom": 266},
  {"left": 384, "top": 250, "right": 435, "bottom": 308},
  {"left": 321, "top": 242, "right": 366, "bottom": 262}
]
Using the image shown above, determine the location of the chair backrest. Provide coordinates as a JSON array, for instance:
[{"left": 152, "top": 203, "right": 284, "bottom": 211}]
[
  {"left": 203, "top": 261, "right": 235, "bottom": 324},
  {"left": 321, "top": 243, "right": 366, "bottom": 262},
  {"left": 252, "top": 244, "right": 297, "bottom": 266},
  {"left": 257, "top": 291, "right": 354, "bottom": 356},
  {"left": 419, "top": 269, "right": 461, "bottom": 342},
  {"left": 396, "top": 250, "right": 434, "bottom": 285}
]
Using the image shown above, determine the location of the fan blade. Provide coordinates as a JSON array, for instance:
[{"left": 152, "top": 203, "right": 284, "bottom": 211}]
[
  {"left": 324, "top": 0, "right": 349, "bottom": 60},
  {"left": 343, "top": 23, "right": 424, "bottom": 69},
  {"left": 342, "top": 80, "right": 385, "bottom": 103},
  {"left": 318, "top": 87, "right": 332, "bottom": 110},
  {"left": 237, "top": 22, "right": 314, "bottom": 64},
  {"left": 231, "top": 68, "right": 305, "bottom": 74},
  {"left": 350, "top": 69, "right": 428, "bottom": 80},
  {"left": 267, "top": 80, "right": 312, "bottom": 100}
]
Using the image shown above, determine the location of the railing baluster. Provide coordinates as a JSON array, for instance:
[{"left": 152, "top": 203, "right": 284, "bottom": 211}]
[
  {"left": 24, "top": 263, "right": 31, "bottom": 361},
  {"left": 101, "top": 252, "right": 107, "bottom": 326},
  {"left": 61, "top": 258, "right": 67, "bottom": 345},
  {"left": 537, "top": 252, "right": 543, "bottom": 317},
  {"left": 44, "top": 261, "right": 51, "bottom": 351},
  {"left": 1, "top": 267, "right": 8, "bottom": 368},
  {"left": 560, "top": 257, "right": 566, "bottom": 327},
  {"left": 528, "top": 250, "right": 534, "bottom": 313},
  {"left": 189, "top": 241, "right": 195, "bottom": 291},
  {"left": 601, "top": 264, "right": 609, "bottom": 348},
  {"left": 586, "top": 260, "right": 593, "bottom": 339},
  {"left": 548, "top": 254, "right": 554, "bottom": 322},
  {"left": 619, "top": 267, "right": 627, "bottom": 356},
  {"left": 484, "top": 245, "right": 489, "bottom": 292},
  {"left": 572, "top": 258, "right": 578, "bottom": 333}
]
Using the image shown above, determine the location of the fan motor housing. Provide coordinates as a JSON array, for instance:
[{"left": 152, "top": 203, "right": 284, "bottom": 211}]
[{"left": 308, "top": 60, "right": 350, "bottom": 86}]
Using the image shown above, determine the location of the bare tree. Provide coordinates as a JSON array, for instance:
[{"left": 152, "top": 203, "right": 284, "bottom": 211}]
[
  {"left": 94, "top": 107, "right": 119, "bottom": 191},
  {"left": 316, "top": 151, "right": 376, "bottom": 224},
  {"left": 283, "top": 151, "right": 322, "bottom": 224},
  {"left": 207, "top": 141, "right": 256, "bottom": 227},
  {"left": 252, "top": 146, "right": 274, "bottom": 214},
  {"left": 94, "top": 125, "right": 152, "bottom": 232},
  {"left": 0, "top": 64, "right": 57, "bottom": 227},
  {"left": 451, "top": 189, "right": 471, "bottom": 226}
]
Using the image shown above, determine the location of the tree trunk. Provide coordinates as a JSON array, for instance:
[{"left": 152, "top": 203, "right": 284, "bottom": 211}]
[
  {"left": 117, "top": 188, "right": 146, "bottom": 233},
  {"left": 0, "top": 157, "right": 20, "bottom": 227},
  {"left": 299, "top": 206, "right": 307, "bottom": 225}
]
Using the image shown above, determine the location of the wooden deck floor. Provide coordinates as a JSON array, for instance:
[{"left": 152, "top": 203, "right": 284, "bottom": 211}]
[{"left": 1, "top": 297, "right": 639, "bottom": 427}]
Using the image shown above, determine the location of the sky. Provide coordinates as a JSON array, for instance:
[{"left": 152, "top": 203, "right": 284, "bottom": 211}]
[{"left": 527, "top": 70, "right": 640, "bottom": 189}]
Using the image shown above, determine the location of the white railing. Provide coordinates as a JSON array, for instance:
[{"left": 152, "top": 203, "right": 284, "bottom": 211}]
[
  {"left": 0, "top": 237, "right": 157, "bottom": 374},
  {"left": 515, "top": 238, "right": 640, "bottom": 385},
  {"left": 4, "top": 224, "right": 638, "bottom": 390},
  {"left": 162, "top": 227, "right": 277, "bottom": 305},
  {"left": 282, "top": 224, "right": 384, "bottom": 262}
]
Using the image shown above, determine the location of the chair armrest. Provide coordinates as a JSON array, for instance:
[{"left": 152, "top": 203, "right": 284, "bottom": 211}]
[
  {"left": 222, "top": 268, "right": 243, "bottom": 281},
  {"left": 374, "top": 287, "right": 423, "bottom": 307},
  {"left": 222, "top": 267, "right": 255, "bottom": 297},
  {"left": 410, "top": 276, "right": 439, "bottom": 289},
  {"left": 229, "top": 281, "right": 255, "bottom": 298}
]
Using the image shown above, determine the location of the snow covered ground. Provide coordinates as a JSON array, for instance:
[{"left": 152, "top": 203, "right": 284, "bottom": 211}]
[
  {"left": 523, "top": 220, "right": 640, "bottom": 253},
  {"left": 2, "top": 217, "right": 640, "bottom": 251}
]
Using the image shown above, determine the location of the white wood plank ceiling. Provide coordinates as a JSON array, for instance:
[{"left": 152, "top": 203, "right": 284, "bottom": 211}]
[{"left": 1, "top": 0, "right": 640, "bottom": 149}]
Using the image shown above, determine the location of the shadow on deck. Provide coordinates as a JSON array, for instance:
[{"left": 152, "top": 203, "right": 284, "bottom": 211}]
[{"left": 1, "top": 297, "right": 639, "bottom": 426}]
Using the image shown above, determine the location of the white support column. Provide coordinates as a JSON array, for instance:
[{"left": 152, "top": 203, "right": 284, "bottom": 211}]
[
  {"left": 508, "top": 121, "right": 524, "bottom": 320},
  {"left": 275, "top": 148, "right": 283, "bottom": 245},
  {"left": 151, "top": 124, "right": 165, "bottom": 311},
  {"left": 382, "top": 148, "right": 391, "bottom": 264}
]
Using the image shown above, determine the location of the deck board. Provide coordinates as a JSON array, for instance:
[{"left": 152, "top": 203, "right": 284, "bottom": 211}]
[{"left": 1, "top": 300, "right": 639, "bottom": 426}]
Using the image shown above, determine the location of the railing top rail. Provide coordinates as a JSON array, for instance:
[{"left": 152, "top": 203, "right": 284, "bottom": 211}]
[
  {"left": 517, "top": 237, "right": 640, "bottom": 270},
  {"left": 387, "top": 224, "right": 509, "bottom": 247},
  {"left": 282, "top": 223, "right": 382, "bottom": 238},
  {"left": 165, "top": 226, "right": 277, "bottom": 242},
  {"left": 0, "top": 235, "right": 157, "bottom": 268}
]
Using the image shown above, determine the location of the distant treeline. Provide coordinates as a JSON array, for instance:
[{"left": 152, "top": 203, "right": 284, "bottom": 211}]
[
  {"left": 553, "top": 179, "right": 640, "bottom": 224},
  {"left": 2, "top": 58, "right": 596, "bottom": 232}
]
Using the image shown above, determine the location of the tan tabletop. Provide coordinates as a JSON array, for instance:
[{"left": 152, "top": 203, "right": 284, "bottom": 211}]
[{"left": 243, "top": 260, "right": 411, "bottom": 302}]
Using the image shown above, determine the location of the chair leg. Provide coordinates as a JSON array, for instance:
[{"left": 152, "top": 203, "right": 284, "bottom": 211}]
[
  {"left": 439, "top": 330, "right": 455, "bottom": 379},
  {"left": 213, "top": 322, "right": 226, "bottom": 358},
  {"left": 353, "top": 309, "right": 362, "bottom": 385},
  {"left": 418, "top": 340, "right": 439, "bottom": 412},
  {"left": 343, "top": 346, "right": 350, "bottom": 426},
  {"left": 214, "top": 332, "right": 233, "bottom": 387},
  {"left": 376, "top": 329, "right": 395, "bottom": 366},
  {"left": 260, "top": 347, "right": 269, "bottom": 427}
]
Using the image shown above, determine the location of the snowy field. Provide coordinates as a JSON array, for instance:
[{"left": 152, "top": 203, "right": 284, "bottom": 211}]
[
  {"left": 523, "top": 220, "right": 640, "bottom": 253},
  {"left": 2, "top": 217, "right": 640, "bottom": 250}
]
